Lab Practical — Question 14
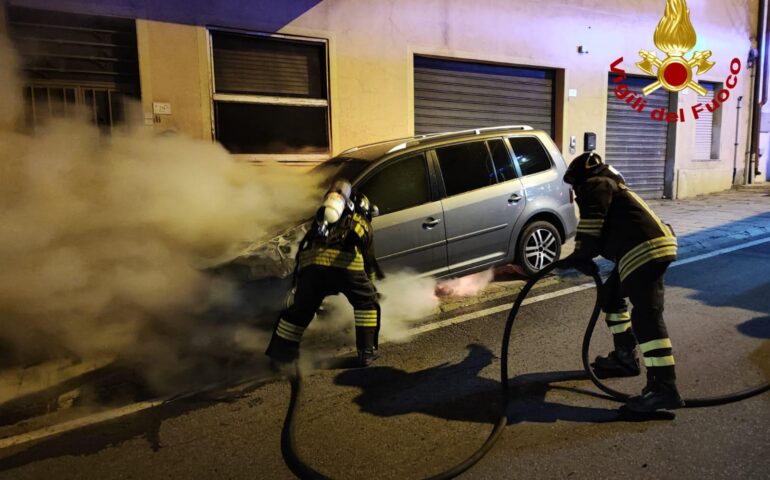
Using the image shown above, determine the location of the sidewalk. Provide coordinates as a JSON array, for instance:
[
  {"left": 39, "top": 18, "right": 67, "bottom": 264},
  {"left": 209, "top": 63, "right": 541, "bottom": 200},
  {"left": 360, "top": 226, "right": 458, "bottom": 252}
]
[{"left": 650, "top": 185, "right": 770, "bottom": 256}]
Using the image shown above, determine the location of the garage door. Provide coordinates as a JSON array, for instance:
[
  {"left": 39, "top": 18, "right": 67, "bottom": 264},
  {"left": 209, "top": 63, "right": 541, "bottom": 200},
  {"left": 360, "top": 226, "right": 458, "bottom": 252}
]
[
  {"left": 606, "top": 75, "right": 672, "bottom": 199},
  {"left": 414, "top": 56, "right": 554, "bottom": 136}
]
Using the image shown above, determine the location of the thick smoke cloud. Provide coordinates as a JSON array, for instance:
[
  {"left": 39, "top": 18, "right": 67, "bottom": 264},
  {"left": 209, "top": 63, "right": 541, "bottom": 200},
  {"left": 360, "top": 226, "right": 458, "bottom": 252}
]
[
  {"left": 0, "top": 37, "right": 321, "bottom": 390},
  {"left": 0, "top": 36, "right": 495, "bottom": 394}
]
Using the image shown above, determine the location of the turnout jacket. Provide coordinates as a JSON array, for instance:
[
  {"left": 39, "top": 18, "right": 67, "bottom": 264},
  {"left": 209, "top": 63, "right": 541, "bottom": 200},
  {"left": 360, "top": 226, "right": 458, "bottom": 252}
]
[
  {"left": 572, "top": 174, "right": 677, "bottom": 282},
  {"left": 297, "top": 211, "right": 384, "bottom": 281}
]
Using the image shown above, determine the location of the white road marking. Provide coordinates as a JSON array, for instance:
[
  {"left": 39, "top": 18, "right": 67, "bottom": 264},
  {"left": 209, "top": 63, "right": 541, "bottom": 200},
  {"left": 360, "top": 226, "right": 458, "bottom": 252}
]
[
  {"left": 395, "top": 235, "right": 770, "bottom": 340},
  {"left": 0, "top": 400, "right": 166, "bottom": 450},
  {"left": 671, "top": 236, "right": 770, "bottom": 267},
  {"left": 2, "top": 235, "right": 769, "bottom": 449},
  {"left": 402, "top": 283, "right": 597, "bottom": 338}
]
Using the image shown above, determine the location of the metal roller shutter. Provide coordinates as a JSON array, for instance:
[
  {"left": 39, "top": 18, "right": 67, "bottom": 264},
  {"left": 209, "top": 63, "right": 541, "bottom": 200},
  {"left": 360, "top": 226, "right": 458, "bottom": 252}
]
[
  {"left": 606, "top": 75, "right": 671, "bottom": 199},
  {"left": 211, "top": 33, "right": 326, "bottom": 98},
  {"left": 414, "top": 56, "right": 554, "bottom": 137},
  {"left": 694, "top": 84, "right": 715, "bottom": 160}
]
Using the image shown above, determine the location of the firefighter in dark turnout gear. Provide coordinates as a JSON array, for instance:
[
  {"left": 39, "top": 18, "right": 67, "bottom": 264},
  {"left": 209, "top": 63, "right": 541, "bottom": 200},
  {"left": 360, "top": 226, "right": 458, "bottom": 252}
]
[
  {"left": 562, "top": 152, "right": 684, "bottom": 412},
  {"left": 265, "top": 181, "right": 384, "bottom": 368}
]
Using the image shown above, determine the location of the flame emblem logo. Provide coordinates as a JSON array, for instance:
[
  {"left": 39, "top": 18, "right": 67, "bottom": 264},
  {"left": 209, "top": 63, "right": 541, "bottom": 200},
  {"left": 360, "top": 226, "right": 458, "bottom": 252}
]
[{"left": 636, "top": 0, "right": 715, "bottom": 96}]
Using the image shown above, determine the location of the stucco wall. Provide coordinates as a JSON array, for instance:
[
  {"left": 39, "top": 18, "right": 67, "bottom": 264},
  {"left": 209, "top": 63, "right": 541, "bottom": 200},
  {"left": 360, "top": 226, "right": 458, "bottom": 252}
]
[
  {"left": 2, "top": 0, "right": 760, "bottom": 197},
  {"left": 136, "top": 20, "right": 213, "bottom": 140},
  {"left": 280, "top": 0, "right": 755, "bottom": 198}
]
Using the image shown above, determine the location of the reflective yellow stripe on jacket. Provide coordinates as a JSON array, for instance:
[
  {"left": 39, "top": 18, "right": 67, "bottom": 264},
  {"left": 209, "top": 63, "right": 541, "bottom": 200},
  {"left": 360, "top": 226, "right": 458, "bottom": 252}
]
[
  {"left": 576, "top": 218, "right": 604, "bottom": 237},
  {"left": 618, "top": 236, "right": 678, "bottom": 281},
  {"left": 298, "top": 247, "right": 365, "bottom": 271}
]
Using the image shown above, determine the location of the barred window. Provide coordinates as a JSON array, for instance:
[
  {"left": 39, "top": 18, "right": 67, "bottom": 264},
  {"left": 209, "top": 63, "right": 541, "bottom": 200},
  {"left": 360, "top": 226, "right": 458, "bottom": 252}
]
[{"left": 211, "top": 31, "right": 329, "bottom": 156}]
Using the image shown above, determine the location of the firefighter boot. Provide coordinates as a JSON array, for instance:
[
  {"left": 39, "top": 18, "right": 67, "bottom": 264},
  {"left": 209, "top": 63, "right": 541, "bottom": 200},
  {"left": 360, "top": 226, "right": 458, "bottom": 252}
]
[
  {"left": 626, "top": 369, "right": 684, "bottom": 412},
  {"left": 355, "top": 326, "right": 379, "bottom": 367},
  {"left": 265, "top": 332, "right": 300, "bottom": 373},
  {"left": 357, "top": 347, "right": 379, "bottom": 367},
  {"left": 591, "top": 332, "right": 640, "bottom": 378}
]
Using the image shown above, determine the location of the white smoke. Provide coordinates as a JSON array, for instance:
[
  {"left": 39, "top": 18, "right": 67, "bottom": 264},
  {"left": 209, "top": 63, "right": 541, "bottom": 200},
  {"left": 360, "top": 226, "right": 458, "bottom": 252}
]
[
  {"left": 0, "top": 34, "right": 499, "bottom": 388},
  {"left": 312, "top": 269, "right": 494, "bottom": 346},
  {"left": 0, "top": 37, "right": 322, "bottom": 390}
]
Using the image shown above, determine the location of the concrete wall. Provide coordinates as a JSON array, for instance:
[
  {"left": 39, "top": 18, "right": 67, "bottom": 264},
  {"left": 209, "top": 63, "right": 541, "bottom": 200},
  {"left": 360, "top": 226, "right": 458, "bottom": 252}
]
[
  {"left": 135, "top": 20, "right": 213, "bottom": 140},
  {"left": 2, "top": 0, "right": 760, "bottom": 197}
]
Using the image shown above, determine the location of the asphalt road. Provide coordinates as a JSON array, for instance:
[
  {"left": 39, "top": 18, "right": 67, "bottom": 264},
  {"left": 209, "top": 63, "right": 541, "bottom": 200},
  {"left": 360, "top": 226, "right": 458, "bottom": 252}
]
[{"left": 0, "top": 241, "right": 768, "bottom": 480}]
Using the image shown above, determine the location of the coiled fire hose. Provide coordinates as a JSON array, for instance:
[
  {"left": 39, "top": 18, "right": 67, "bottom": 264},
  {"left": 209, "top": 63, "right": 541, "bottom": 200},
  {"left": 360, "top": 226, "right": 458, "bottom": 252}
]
[{"left": 280, "top": 260, "right": 770, "bottom": 479}]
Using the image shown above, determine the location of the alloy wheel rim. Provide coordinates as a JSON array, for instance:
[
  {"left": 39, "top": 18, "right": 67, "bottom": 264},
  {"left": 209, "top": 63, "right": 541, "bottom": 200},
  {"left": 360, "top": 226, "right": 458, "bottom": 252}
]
[{"left": 524, "top": 228, "right": 557, "bottom": 271}]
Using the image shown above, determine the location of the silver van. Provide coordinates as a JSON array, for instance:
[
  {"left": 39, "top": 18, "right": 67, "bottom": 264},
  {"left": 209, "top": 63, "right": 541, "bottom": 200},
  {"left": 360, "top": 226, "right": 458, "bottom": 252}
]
[{"left": 234, "top": 126, "right": 577, "bottom": 279}]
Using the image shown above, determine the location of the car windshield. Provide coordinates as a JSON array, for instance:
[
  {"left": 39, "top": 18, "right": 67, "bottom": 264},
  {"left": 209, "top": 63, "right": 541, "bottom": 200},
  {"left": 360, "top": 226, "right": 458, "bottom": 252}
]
[{"left": 312, "top": 158, "right": 370, "bottom": 185}]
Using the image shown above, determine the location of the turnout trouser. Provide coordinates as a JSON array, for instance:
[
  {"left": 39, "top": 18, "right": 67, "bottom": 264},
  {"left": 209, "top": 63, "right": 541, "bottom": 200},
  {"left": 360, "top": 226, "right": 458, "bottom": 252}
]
[
  {"left": 265, "top": 265, "right": 380, "bottom": 362},
  {"left": 603, "top": 261, "right": 676, "bottom": 384},
  {"left": 601, "top": 268, "right": 636, "bottom": 352}
]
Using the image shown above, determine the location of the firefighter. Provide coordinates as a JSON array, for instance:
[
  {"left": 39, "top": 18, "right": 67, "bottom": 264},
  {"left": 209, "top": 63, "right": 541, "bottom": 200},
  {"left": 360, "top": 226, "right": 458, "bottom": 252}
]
[
  {"left": 561, "top": 152, "right": 683, "bottom": 412},
  {"left": 265, "top": 180, "right": 384, "bottom": 368}
]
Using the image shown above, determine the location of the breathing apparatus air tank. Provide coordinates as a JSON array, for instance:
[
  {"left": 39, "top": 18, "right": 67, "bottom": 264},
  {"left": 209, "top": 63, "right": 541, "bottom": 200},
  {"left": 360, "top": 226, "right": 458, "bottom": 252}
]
[{"left": 316, "top": 180, "right": 353, "bottom": 238}]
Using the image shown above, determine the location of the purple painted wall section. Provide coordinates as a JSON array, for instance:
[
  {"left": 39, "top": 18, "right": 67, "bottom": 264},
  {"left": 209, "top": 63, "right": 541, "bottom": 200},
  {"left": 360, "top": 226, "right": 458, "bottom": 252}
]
[{"left": 6, "top": 0, "right": 324, "bottom": 32}]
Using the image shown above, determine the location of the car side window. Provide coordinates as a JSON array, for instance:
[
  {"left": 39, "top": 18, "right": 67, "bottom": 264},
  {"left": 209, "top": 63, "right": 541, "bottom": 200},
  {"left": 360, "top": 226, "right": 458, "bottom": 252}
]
[
  {"left": 435, "top": 141, "right": 496, "bottom": 196},
  {"left": 358, "top": 153, "right": 431, "bottom": 215},
  {"left": 509, "top": 137, "right": 552, "bottom": 176},
  {"left": 488, "top": 138, "right": 518, "bottom": 182}
]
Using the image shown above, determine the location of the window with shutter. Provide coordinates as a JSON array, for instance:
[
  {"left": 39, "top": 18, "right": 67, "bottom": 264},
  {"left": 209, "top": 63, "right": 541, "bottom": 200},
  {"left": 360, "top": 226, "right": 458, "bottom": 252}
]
[
  {"left": 210, "top": 31, "right": 330, "bottom": 157},
  {"left": 695, "top": 82, "right": 721, "bottom": 161}
]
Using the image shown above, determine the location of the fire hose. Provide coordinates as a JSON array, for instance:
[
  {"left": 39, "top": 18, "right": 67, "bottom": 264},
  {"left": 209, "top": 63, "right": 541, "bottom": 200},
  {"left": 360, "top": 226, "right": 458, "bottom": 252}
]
[{"left": 279, "top": 260, "right": 770, "bottom": 479}]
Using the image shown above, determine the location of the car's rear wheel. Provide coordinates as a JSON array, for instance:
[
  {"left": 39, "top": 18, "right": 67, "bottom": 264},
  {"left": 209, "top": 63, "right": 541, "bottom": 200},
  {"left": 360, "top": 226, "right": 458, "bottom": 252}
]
[{"left": 517, "top": 221, "right": 562, "bottom": 276}]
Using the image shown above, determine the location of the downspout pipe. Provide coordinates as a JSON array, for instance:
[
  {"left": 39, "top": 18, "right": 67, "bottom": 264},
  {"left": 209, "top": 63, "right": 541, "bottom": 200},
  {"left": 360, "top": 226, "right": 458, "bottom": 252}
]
[
  {"left": 749, "top": 0, "right": 769, "bottom": 184},
  {"left": 733, "top": 96, "right": 743, "bottom": 184}
]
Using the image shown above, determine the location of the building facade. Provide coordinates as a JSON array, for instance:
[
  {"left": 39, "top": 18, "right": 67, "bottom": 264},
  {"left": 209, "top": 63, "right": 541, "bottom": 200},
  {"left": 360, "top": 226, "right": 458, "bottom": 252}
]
[{"left": 0, "top": 0, "right": 764, "bottom": 197}]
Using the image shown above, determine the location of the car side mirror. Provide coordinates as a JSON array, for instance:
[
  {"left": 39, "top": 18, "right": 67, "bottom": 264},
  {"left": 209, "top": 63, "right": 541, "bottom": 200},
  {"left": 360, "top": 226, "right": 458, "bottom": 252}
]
[{"left": 371, "top": 205, "right": 380, "bottom": 218}]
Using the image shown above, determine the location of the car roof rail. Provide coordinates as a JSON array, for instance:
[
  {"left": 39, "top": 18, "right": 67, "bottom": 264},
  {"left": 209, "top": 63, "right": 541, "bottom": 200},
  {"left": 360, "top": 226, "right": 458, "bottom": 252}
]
[
  {"left": 416, "top": 125, "right": 534, "bottom": 140},
  {"left": 477, "top": 125, "right": 534, "bottom": 132},
  {"left": 341, "top": 125, "right": 534, "bottom": 154},
  {"left": 340, "top": 136, "right": 417, "bottom": 154}
]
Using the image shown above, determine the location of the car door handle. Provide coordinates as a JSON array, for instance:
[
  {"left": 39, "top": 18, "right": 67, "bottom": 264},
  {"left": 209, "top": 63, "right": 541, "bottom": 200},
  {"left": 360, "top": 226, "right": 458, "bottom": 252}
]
[
  {"left": 508, "top": 193, "right": 523, "bottom": 204},
  {"left": 422, "top": 217, "right": 442, "bottom": 229}
]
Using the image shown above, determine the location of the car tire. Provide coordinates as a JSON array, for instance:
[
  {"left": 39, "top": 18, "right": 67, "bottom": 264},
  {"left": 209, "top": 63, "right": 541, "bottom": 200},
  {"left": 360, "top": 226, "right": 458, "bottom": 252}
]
[{"left": 517, "top": 221, "right": 562, "bottom": 276}]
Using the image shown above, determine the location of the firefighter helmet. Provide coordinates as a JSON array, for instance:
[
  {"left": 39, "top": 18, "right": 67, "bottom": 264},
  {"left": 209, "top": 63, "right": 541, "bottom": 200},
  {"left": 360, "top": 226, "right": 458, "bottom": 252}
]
[
  {"left": 353, "top": 191, "right": 378, "bottom": 221},
  {"left": 563, "top": 152, "right": 605, "bottom": 186}
]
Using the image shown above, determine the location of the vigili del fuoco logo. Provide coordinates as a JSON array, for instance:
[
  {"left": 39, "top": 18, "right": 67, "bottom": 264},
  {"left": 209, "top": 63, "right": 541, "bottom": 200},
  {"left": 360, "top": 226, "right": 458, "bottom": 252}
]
[{"left": 609, "top": 0, "right": 742, "bottom": 123}]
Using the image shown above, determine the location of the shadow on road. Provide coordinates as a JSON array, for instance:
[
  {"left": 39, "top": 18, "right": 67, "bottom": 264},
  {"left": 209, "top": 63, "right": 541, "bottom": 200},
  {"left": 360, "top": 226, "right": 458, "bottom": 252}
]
[
  {"left": 0, "top": 373, "right": 276, "bottom": 473},
  {"left": 335, "top": 344, "right": 632, "bottom": 428},
  {"left": 0, "top": 399, "right": 188, "bottom": 472},
  {"left": 665, "top": 224, "right": 770, "bottom": 341}
]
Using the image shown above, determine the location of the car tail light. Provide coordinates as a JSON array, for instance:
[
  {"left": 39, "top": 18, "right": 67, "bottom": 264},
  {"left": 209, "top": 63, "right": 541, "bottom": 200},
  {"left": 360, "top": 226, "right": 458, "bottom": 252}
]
[{"left": 569, "top": 188, "right": 574, "bottom": 203}]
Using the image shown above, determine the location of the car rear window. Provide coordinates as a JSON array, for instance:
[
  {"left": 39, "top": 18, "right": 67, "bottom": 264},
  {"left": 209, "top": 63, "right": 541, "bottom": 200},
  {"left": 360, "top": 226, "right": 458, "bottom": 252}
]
[
  {"left": 509, "top": 137, "right": 552, "bottom": 176},
  {"left": 435, "top": 141, "right": 497, "bottom": 196}
]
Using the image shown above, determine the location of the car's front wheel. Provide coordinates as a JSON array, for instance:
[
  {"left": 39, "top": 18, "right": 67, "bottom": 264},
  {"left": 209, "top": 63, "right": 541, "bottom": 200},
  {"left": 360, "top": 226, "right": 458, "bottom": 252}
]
[{"left": 517, "top": 221, "right": 562, "bottom": 276}]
